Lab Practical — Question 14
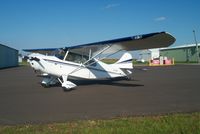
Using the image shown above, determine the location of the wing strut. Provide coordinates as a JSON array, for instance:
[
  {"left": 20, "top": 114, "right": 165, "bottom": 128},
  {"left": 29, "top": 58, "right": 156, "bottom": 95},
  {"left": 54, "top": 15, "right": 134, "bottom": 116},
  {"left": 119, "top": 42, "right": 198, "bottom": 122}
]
[
  {"left": 89, "top": 49, "right": 92, "bottom": 60},
  {"left": 69, "top": 45, "right": 111, "bottom": 75},
  {"left": 83, "top": 45, "right": 110, "bottom": 65}
]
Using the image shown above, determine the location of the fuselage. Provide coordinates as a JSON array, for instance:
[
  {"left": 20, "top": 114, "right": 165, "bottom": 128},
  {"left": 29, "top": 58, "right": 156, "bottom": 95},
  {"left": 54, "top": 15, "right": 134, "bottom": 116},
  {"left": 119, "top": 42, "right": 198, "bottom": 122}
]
[{"left": 28, "top": 53, "right": 127, "bottom": 80}]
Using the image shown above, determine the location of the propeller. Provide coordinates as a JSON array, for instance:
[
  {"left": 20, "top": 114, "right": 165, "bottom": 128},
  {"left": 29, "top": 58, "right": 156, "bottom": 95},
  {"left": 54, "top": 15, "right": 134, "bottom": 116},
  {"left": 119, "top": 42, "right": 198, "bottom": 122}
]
[
  {"left": 29, "top": 57, "right": 40, "bottom": 62},
  {"left": 27, "top": 56, "right": 45, "bottom": 69}
]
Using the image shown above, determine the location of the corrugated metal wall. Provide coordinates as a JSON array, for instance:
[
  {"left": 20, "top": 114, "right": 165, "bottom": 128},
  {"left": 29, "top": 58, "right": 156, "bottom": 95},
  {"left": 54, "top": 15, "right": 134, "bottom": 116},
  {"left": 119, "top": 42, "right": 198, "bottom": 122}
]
[
  {"left": 160, "top": 46, "right": 200, "bottom": 62},
  {"left": 0, "top": 44, "right": 18, "bottom": 68}
]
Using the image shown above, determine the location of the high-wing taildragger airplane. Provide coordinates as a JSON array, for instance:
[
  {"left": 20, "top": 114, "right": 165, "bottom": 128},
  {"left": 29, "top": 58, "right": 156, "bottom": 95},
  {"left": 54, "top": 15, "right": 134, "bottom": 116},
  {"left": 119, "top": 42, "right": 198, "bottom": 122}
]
[{"left": 23, "top": 32, "right": 175, "bottom": 90}]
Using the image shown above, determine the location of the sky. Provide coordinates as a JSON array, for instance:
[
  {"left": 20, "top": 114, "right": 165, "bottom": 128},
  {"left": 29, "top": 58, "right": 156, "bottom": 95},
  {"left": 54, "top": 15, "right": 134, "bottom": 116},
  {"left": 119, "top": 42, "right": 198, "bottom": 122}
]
[{"left": 0, "top": 0, "right": 200, "bottom": 51}]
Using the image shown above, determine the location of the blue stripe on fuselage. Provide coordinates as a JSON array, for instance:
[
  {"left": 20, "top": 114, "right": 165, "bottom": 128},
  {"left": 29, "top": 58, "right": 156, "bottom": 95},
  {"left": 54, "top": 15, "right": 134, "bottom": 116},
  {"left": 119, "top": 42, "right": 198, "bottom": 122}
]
[{"left": 43, "top": 59, "right": 123, "bottom": 75}]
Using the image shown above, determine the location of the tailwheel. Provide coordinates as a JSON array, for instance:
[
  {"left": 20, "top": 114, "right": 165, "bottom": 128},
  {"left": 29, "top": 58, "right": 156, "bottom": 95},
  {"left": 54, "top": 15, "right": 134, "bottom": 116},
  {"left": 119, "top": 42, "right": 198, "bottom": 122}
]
[{"left": 126, "top": 75, "right": 134, "bottom": 81}]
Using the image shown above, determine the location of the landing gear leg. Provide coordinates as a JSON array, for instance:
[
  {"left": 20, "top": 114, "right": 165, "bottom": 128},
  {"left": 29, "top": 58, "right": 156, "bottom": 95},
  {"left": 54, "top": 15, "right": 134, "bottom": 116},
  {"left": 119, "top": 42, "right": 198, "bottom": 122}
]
[
  {"left": 58, "top": 75, "right": 77, "bottom": 91},
  {"left": 125, "top": 69, "right": 133, "bottom": 81}
]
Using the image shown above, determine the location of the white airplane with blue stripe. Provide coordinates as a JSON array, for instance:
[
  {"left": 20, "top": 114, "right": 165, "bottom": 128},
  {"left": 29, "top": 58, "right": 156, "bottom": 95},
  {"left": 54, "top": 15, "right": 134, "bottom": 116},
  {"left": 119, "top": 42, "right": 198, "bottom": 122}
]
[{"left": 24, "top": 31, "right": 175, "bottom": 90}]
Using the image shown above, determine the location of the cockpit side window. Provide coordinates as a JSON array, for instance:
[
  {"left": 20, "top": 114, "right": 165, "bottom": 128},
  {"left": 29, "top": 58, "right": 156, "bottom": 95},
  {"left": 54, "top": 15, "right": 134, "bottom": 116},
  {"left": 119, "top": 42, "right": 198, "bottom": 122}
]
[
  {"left": 65, "top": 52, "right": 96, "bottom": 66},
  {"left": 65, "top": 52, "right": 87, "bottom": 63}
]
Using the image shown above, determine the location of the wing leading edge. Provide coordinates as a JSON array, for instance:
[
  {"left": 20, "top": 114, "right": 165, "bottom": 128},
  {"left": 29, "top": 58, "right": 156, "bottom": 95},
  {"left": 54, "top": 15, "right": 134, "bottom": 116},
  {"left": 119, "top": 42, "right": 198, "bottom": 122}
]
[{"left": 23, "top": 48, "right": 58, "bottom": 55}]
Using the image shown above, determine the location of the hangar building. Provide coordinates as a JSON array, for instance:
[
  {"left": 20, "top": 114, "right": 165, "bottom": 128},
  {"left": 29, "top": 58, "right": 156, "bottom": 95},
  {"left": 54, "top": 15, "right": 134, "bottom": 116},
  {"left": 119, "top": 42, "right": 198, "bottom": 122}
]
[
  {"left": 0, "top": 44, "right": 18, "bottom": 69},
  {"left": 138, "top": 43, "right": 200, "bottom": 63},
  {"left": 160, "top": 43, "right": 200, "bottom": 62}
]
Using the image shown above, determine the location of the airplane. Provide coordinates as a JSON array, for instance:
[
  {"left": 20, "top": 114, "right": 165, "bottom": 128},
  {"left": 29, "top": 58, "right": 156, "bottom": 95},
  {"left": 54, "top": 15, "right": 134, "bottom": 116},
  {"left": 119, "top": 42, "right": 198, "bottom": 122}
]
[{"left": 23, "top": 31, "right": 175, "bottom": 90}]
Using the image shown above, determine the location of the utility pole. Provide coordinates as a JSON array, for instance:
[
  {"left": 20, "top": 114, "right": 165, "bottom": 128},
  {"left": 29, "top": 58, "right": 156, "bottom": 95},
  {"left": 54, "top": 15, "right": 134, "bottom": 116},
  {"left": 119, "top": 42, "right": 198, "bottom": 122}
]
[{"left": 193, "top": 30, "right": 199, "bottom": 63}]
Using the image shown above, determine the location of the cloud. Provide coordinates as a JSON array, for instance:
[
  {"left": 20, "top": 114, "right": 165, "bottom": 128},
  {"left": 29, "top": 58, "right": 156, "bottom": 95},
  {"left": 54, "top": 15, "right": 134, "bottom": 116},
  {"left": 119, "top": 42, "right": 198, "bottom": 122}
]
[
  {"left": 103, "top": 3, "right": 120, "bottom": 10},
  {"left": 154, "top": 16, "right": 166, "bottom": 21}
]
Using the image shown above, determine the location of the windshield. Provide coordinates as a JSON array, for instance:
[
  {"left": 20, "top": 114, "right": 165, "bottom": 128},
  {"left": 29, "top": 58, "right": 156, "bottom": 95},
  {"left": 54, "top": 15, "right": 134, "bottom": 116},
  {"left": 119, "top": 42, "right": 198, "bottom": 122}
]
[{"left": 51, "top": 49, "right": 66, "bottom": 60}]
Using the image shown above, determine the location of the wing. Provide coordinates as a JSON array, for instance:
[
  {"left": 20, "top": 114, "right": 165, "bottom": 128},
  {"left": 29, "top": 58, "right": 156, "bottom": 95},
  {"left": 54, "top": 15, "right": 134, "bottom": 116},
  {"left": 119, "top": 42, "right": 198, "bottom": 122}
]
[
  {"left": 64, "top": 31, "right": 175, "bottom": 56},
  {"left": 23, "top": 48, "right": 59, "bottom": 55},
  {"left": 23, "top": 31, "right": 175, "bottom": 56}
]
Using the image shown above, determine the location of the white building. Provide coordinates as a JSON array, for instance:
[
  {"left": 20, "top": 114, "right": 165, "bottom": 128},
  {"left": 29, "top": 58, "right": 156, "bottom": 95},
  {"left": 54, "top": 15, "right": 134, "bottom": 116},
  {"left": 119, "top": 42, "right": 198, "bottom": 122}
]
[{"left": 138, "top": 49, "right": 160, "bottom": 62}]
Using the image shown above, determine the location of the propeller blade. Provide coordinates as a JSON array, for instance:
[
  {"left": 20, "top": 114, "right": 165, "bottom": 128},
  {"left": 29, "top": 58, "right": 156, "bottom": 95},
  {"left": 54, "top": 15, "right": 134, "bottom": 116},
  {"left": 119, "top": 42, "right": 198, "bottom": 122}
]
[{"left": 30, "top": 57, "right": 40, "bottom": 61}]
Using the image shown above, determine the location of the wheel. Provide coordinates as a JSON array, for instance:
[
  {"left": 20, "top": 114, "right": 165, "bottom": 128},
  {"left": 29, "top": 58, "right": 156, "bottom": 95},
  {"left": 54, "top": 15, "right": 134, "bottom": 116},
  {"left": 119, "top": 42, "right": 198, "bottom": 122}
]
[
  {"left": 41, "top": 83, "right": 50, "bottom": 88},
  {"left": 62, "top": 87, "right": 72, "bottom": 92},
  {"left": 126, "top": 76, "right": 134, "bottom": 81}
]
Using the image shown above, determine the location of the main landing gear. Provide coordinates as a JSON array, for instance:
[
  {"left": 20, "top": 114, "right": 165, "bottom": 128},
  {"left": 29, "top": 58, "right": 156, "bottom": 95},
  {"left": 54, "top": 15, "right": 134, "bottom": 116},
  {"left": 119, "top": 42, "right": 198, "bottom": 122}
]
[
  {"left": 41, "top": 76, "right": 58, "bottom": 88},
  {"left": 58, "top": 75, "right": 77, "bottom": 91}
]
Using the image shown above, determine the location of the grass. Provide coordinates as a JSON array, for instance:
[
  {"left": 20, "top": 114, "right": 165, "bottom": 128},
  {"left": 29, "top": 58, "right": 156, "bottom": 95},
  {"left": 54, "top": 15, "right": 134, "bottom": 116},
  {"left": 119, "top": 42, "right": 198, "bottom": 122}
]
[
  {"left": 0, "top": 112, "right": 199, "bottom": 134},
  {"left": 175, "top": 61, "right": 200, "bottom": 65},
  {"left": 19, "top": 60, "right": 29, "bottom": 66},
  {"left": 101, "top": 58, "right": 118, "bottom": 64}
]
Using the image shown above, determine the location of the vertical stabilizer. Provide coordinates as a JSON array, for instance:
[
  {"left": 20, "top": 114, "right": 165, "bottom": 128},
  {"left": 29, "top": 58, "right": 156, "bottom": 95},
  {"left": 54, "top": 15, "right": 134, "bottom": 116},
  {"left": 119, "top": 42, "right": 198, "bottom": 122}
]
[{"left": 112, "top": 52, "right": 133, "bottom": 69}]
